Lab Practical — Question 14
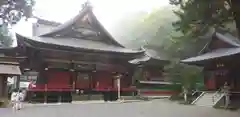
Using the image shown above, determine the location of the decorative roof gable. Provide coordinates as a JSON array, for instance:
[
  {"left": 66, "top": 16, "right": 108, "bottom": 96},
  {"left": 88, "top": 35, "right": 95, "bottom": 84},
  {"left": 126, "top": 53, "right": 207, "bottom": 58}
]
[
  {"left": 39, "top": 2, "right": 124, "bottom": 47},
  {"left": 181, "top": 32, "right": 240, "bottom": 66}
]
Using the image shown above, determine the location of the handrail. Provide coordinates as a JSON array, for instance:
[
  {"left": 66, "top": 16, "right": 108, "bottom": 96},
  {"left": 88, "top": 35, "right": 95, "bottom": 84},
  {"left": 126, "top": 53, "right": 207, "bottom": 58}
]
[
  {"left": 230, "top": 91, "right": 240, "bottom": 94},
  {"left": 191, "top": 90, "right": 198, "bottom": 96},
  {"left": 191, "top": 91, "right": 205, "bottom": 104},
  {"left": 212, "top": 89, "right": 223, "bottom": 104}
]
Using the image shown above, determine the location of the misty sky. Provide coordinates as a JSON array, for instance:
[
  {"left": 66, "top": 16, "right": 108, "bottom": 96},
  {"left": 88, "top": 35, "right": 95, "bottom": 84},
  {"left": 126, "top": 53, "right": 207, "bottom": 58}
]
[
  {"left": 34, "top": 0, "right": 169, "bottom": 29},
  {"left": 14, "top": 0, "right": 170, "bottom": 44}
]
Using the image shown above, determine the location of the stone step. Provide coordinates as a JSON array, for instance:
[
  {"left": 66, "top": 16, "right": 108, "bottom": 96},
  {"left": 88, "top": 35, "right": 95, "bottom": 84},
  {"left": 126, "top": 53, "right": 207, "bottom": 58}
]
[{"left": 72, "top": 95, "right": 103, "bottom": 101}]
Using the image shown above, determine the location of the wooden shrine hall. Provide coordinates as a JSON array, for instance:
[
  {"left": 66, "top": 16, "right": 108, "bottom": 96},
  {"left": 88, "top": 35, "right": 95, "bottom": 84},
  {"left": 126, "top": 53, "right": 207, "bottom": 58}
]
[
  {"left": 129, "top": 48, "right": 178, "bottom": 96},
  {"left": 181, "top": 31, "right": 240, "bottom": 91},
  {"left": 14, "top": 2, "right": 145, "bottom": 102},
  {"left": 181, "top": 31, "right": 240, "bottom": 107},
  {"left": 129, "top": 48, "right": 170, "bottom": 82}
]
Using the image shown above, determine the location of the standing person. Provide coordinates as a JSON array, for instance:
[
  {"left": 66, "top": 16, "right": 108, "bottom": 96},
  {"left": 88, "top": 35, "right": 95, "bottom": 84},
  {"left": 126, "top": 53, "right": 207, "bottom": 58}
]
[
  {"left": 182, "top": 86, "right": 188, "bottom": 103},
  {"left": 10, "top": 89, "right": 19, "bottom": 111},
  {"left": 223, "top": 82, "right": 230, "bottom": 109},
  {"left": 18, "top": 89, "right": 25, "bottom": 109}
]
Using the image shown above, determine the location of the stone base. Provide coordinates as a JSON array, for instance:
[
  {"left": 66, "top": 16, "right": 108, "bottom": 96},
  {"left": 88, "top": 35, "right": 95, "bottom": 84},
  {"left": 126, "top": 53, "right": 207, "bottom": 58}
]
[{"left": 0, "top": 98, "right": 10, "bottom": 108}]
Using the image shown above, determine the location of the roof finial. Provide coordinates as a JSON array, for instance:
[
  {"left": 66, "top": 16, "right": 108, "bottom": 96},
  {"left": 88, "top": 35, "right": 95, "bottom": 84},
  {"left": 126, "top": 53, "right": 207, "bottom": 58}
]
[{"left": 82, "top": 0, "right": 92, "bottom": 9}]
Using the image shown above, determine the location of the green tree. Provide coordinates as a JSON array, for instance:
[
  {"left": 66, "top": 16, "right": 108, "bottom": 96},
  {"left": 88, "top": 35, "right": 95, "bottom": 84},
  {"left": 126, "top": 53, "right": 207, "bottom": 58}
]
[
  {"left": 0, "top": 0, "right": 35, "bottom": 25},
  {"left": 113, "top": 6, "right": 204, "bottom": 90},
  {"left": 166, "top": 0, "right": 240, "bottom": 89},
  {"left": 0, "top": 0, "right": 34, "bottom": 107},
  {"left": 165, "top": 60, "right": 203, "bottom": 90},
  {"left": 0, "top": 0, "right": 35, "bottom": 47},
  {"left": 0, "top": 26, "right": 13, "bottom": 47},
  {"left": 169, "top": 0, "right": 240, "bottom": 37}
]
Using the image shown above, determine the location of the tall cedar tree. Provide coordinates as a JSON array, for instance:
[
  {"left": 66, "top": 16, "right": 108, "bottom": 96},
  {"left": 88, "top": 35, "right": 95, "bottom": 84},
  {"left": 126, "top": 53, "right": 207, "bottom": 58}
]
[{"left": 169, "top": 0, "right": 240, "bottom": 38}]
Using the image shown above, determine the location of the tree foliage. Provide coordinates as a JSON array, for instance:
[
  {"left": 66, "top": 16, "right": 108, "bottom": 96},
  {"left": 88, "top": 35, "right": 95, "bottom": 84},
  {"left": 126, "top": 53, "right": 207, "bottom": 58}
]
[
  {"left": 115, "top": 0, "right": 240, "bottom": 91},
  {"left": 165, "top": 60, "right": 204, "bottom": 90},
  {"left": 0, "top": 26, "right": 13, "bottom": 47},
  {"left": 0, "top": 0, "right": 35, "bottom": 25},
  {"left": 164, "top": 0, "right": 240, "bottom": 91},
  {"left": 113, "top": 5, "right": 205, "bottom": 89},
  {"left": 0, "top": 0, "right": 34, "bottom": 47},
  {"left": 170, "top": 0, "right": 236, "bottom": 37}
]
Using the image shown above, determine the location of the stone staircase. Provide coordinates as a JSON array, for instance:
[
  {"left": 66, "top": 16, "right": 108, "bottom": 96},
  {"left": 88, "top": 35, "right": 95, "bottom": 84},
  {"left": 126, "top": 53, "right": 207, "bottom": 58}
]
[{"left": 192, "top": 91, "right": 224, "bottom": 107}]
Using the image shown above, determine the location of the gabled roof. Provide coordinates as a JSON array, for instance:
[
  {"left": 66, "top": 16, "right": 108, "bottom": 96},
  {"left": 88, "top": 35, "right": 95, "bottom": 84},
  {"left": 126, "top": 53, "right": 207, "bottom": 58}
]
[
  {"left": 181, "top": 47, "right": 240, "bottom": 65},
  {"left": 145, "top": 49, "right": 169, "bottom": 61},
  {"left": 214, "top": 32, "right": 240, "bottom": 47},
  {"left": 181, "top": 32, "right": 240, "bottom": 66},
  {"left": 199, "top": 31, "right": 240, "bottom": 54},
  {"left": 16, "top": 33, "right": 144, "bottom": 54},
  {"left": 16, "top": 2, "right": 144, "bottom": 55},
  {"left": 38, "top": 3, "right": 124, "bottom": 47}
]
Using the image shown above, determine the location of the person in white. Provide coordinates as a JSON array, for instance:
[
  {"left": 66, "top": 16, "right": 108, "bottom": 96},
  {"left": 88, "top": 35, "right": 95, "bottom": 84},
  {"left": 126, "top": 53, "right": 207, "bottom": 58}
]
[
  {"left": 223, "top": 82, "right": 230, "bottom": 109},
  {"left": 11, "top": 89, "right": 20, "bottom": 110},
  {"left": 18, "top": 89, "right": 25, "bottom": 109},
  {"left": 182, "top": 86, "right": 188, "bottom": 103}
]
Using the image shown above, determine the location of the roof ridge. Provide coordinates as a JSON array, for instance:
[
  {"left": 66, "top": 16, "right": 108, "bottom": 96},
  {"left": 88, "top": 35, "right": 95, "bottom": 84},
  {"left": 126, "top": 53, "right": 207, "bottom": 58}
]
[
  {"left": 33, "top": 16, "right": 61, "bottom": 26},
  {"left": 38, "top": 4, "right": 91, "bottom": 37}
]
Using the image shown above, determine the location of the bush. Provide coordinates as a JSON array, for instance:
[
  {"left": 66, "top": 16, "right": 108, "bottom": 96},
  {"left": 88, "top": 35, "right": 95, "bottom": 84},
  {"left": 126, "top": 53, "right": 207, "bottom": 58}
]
[{"left": 165, "top": 61, "right": 204, "bottom": 91}]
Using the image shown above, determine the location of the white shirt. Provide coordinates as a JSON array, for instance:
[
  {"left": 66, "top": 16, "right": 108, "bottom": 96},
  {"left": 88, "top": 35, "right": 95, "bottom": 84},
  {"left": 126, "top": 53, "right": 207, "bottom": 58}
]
[
  {"left": 18, "top": 92, "right": 25, "bottom": 101},
  {"left": 11, "top": 92, "right": 18, "bottom": 101}
]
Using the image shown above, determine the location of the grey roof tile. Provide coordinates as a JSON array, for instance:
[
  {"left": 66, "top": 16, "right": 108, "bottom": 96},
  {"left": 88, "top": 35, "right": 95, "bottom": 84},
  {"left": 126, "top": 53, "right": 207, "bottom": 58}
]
[
  {"left": 215, "top": 32, "right": 240, "bottom": 47},
  {"left": 181, "top": 47, "right": 240, "bottom": 63},
  {"left": 39, "top": 4, "right": 124, "bottom": 47},
  {"left": 16, "top": 33, "right": 143, "bottom": 54},
  {"left": 129, "top": 48, "right": 169, "bottom": 65}
]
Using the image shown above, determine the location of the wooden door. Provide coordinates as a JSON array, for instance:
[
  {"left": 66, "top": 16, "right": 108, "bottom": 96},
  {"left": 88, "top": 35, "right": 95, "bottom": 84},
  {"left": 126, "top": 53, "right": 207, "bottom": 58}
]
[
  {"left": 94, "top": 71, "right": 112, "bottom": 90},
  {"left": 47, "top": 71, "right": 71, "bottom": 89},
  {"left": 75, "top": 72, "right": 90, "bottom": 89}
]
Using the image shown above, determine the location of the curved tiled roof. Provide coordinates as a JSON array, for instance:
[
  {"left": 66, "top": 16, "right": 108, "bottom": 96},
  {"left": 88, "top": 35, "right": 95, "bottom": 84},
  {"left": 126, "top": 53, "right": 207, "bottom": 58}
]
[
  {"left": 16, "top": 33, "right": 144, "bottom": 54},
  {"left": 129, "top": 48, "right": 169, "bottom": 65},
  {"left": 181, "top": 47, "right": 240, "bottom": 65}
]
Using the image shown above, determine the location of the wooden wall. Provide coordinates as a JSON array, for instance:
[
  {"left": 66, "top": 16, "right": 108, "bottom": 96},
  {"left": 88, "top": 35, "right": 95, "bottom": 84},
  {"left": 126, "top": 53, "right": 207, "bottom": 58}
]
[{"left": 0, "top": 76, "right": 7, "bottom": 98}]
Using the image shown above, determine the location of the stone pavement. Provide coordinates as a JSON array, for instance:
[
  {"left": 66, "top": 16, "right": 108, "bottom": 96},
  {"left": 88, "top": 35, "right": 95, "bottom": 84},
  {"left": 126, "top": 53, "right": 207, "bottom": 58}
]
[
  {"left": 22, "top": 100, "right": 144, "bottom": 107},
  {"left": 1, "top": 99, "right": 240, "bottom": 117}
]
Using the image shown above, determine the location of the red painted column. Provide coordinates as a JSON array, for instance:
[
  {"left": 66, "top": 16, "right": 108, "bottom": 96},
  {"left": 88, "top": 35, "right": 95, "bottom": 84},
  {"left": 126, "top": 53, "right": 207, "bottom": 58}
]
[{"left": 207, "top": 76, "right": 216, "bottom": 90}]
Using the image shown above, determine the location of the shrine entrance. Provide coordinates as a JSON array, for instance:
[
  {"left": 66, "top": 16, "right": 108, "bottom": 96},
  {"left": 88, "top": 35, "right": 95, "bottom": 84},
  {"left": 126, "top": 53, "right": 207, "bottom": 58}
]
[
  {"left": 204, "top": 69, "right": 229, "bottom": 91},
  {"left": 215, "top": 69, "right": 229, "bottom": 90},
  {"left": 228, "top": 68, "right": 240, "bottom": 92}
]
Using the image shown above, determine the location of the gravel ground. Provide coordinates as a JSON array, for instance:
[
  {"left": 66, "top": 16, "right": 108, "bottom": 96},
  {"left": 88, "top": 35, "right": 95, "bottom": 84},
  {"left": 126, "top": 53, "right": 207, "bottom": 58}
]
[{"left": 1, "top": 99, "right": 240, "bottom": 117}]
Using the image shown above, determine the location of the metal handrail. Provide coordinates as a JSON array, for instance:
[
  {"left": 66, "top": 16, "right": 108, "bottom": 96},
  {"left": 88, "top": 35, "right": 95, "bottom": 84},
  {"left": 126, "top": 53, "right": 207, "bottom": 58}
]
[
  {"left": 212, "top": 90, "right": 223, "bottom": 103},
  {"left": 191, "top": 91, "right": 198, "bottom": 96},
  {"left": 230, "top": 91, "right": 240, "bottom": 94},
  {"left": 191, "top": 91, "right": 205, "bottom": 104}
]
